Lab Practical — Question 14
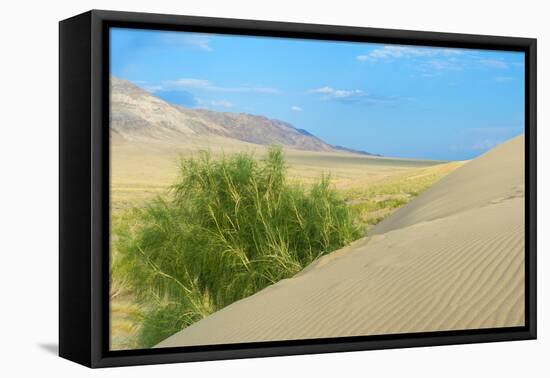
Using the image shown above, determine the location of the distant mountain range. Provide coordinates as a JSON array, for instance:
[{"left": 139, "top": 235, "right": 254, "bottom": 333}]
[
  {"left": 110, "top": 77, "right": 377, "bottom": 156},
  {"left": 333, "top": 145, "right": 381, "bottom": 157}
]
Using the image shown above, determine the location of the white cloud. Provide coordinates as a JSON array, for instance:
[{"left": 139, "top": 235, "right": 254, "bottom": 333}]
[
  {"left": 426, "top": 58, "right": 464, "bottom": 71},
  {"left": 161, "top": 33, "right": 213, "bottom": 51},
  {"left": 358, "top": 45, "right": 471, "bottom": 75},
  {"left": 151, "top": 78, "right": 279, "bottom": 94},
  {"left": 309, "top": 86, "right": 363, "bottom": 99},
  {"left": 358, "top": 45, "right": 515, "bottom": 78},
  {"left": 309, "top": 86, "right": 334, "bottom": 94},
  {"left": 291, "top": 105, "right": 302, "bottom": 112},
  {"left": 308, "top": 86, "right": 394, "bottom": 105},
  {"left": 478, "top": 59, "right": 508, "bottom": 69},
  {"left": 169, "top": 78, "right": 212, "bottom": 89},
  {"left": 357, "top": 45, "right": 464, "bottom": 62}
]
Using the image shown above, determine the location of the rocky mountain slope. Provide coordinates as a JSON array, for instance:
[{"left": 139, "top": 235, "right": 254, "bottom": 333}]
[{"left": 110, "top": 77, "right": 343, "bottom": 152}]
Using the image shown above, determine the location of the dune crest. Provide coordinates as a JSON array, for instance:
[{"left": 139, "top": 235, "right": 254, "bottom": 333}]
[
  {"left": 372, "top": 135, "right": 525, "bottom": 235},
  {"left": 156, "top": 135, "right": 525, "bottom": 348}
]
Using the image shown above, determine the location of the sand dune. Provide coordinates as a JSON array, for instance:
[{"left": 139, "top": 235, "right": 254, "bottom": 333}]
[
  {"left": 373, "top": 135, "right": 525, "bottom": 235},
  {"left": 156, "top": 135, "right": 525, "bottom": 348}
]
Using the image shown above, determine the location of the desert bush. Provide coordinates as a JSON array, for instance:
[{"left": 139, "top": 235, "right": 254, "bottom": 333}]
[{"left": 114, "top": 146, "right": 360, "bottom": 347}]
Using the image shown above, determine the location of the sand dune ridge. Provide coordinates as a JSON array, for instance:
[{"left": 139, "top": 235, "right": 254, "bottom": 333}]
[{"left": 156, "top": 135, "right": 525, "bottom": 348}]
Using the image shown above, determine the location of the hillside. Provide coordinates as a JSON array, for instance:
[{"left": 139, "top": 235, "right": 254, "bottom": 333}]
[{"left": 111, "top": 77, "right": 348, "bottom": 153}]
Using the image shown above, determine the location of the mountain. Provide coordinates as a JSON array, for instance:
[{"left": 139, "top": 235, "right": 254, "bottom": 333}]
[
  {"left": 110, "top": 77, "right": 335, "bottom": 152},
  {"left": 333, "top": 145, "right": 380, "bottom": 156}
]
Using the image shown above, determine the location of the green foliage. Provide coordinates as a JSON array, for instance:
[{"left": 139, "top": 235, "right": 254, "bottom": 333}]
[{"left": 114, "top": 146, "right": 360, "bottom": 347}]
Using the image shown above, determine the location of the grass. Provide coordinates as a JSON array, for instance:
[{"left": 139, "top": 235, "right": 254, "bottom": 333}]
[
  {"left": 342, "top": 161, "right": 464, "bottom": 228},
  {"left": 112, "top": 146, "right": 361, "bottom": 348}
]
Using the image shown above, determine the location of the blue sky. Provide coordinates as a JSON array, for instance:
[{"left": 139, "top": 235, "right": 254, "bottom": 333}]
[{"left": 110, "top": 28, "right": 525, "bottom": 160}]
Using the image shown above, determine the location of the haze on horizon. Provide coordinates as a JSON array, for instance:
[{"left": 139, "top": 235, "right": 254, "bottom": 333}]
[{"left": 110, "top": 28, "right": 525, "bottom": 161}]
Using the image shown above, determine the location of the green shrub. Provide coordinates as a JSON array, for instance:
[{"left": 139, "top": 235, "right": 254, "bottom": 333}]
[{"left": 115, "top": 146, "right": 360, "bottom": 347}]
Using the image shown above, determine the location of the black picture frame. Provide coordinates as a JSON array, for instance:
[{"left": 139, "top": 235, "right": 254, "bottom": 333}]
[{"left": 59, "top": 9, "right": 537, "bottom": 368}]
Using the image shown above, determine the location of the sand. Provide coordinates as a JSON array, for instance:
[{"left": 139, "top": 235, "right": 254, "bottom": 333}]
[{"left": 156, "top": 135, "right": 525, "bottom": 348}]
